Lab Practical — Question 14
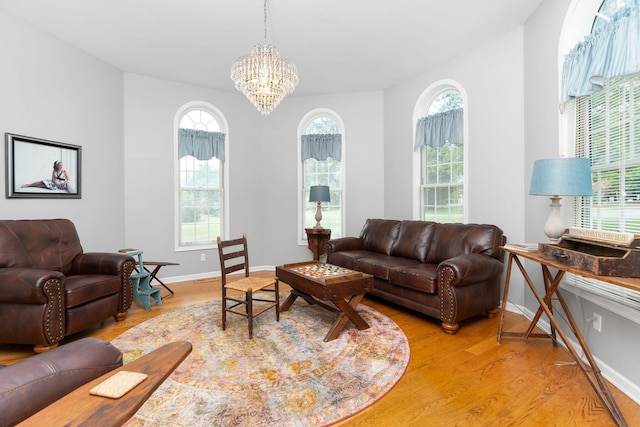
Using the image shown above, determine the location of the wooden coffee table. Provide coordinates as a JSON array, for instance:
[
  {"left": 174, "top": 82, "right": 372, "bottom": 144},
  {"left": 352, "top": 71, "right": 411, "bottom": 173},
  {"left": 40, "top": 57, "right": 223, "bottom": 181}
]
[{"left": 276, "top": 262, "right": 373, "bottom": 341}]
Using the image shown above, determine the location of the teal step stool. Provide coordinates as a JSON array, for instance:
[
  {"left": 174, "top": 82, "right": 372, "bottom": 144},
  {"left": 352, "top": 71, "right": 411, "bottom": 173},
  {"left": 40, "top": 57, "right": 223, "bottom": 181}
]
[{"left": 128, "top": 250, "right": 162, "bottom": 311}]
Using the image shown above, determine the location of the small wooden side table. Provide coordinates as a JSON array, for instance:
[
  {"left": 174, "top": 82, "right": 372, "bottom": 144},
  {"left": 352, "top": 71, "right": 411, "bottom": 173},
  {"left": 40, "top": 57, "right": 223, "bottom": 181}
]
[
  {"left": 305, "top": 228, "right": 331, "bottom": 261},
  {"left": 139, "top": 261, "right": 179, "bottom": 296}
]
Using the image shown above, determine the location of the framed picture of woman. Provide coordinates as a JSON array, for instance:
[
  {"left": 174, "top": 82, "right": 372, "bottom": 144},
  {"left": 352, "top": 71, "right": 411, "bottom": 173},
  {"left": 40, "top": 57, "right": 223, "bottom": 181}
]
[{"left": 5, "top": 133, "right": 81, "bottom": 199}]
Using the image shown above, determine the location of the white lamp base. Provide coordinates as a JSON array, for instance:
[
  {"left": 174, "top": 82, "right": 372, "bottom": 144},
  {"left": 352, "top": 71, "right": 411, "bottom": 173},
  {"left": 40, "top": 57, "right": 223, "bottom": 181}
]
[
  {"left": 314, "top": 201, "right": 324, "bottom": 229},
  {"left": 544, "top": 196, "right": 564, "bottom": 242}
]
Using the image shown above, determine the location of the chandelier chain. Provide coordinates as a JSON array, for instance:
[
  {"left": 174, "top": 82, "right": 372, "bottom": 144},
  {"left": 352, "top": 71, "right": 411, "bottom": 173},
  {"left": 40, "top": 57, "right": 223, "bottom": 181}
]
[{"left": 263, "top": 0, "right": 268, "bottom": 44}]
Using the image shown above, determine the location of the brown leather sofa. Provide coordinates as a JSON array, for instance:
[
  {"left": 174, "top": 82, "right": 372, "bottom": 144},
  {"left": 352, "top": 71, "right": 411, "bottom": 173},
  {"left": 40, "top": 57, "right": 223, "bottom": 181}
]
[
  {"left": 0, "top": 219, "right": 135, "bottom": 352},
  {"left": 0, "top": 337, "right": 123, "bottom": 427},
  {"left": 326, "top": 219, "right": 506, "bottom": 333}
]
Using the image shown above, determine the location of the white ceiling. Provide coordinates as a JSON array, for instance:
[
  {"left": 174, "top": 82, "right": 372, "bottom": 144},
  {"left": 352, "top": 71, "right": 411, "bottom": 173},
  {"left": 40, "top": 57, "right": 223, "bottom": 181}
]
[{"left": 0, "top": 0, "right": 543, "bottom": 96}]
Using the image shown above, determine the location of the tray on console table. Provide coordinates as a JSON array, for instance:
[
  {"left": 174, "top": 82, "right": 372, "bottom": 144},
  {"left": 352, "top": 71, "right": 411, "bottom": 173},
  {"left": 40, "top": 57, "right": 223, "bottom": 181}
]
[{"left": 539, "top": 231, "right": 640, "bottom": 278}]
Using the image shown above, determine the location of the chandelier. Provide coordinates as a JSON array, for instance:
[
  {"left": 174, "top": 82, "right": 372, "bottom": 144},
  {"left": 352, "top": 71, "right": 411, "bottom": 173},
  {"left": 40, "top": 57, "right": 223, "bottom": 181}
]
[{"left": 230, "top": 0, "right": 298, "bottom": 115}]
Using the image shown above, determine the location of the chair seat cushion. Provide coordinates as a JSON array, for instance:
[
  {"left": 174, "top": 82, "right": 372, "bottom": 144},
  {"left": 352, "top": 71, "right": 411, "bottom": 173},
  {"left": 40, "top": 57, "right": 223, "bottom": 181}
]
[
  {"left": 64, "top": 275, "right": 121, "bottom": 308},
  {"left": 225, "top": 276, "right": 276, "bottom": 292}
]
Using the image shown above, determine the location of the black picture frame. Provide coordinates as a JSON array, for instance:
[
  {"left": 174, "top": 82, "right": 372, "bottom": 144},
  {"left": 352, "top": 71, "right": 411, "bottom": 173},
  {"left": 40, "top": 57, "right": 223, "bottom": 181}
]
[{"left": 5, "top": 133, "right": 82, "bottom": 199}]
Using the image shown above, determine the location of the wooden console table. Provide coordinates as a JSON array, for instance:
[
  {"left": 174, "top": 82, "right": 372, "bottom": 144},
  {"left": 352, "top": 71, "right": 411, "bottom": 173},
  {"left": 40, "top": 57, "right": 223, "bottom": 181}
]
[
  {"left": 497, "top": 245, "right": 639, "bottom": 427},
  {"left": 305, "top": 228, "right": 331, "bottom": 261}
]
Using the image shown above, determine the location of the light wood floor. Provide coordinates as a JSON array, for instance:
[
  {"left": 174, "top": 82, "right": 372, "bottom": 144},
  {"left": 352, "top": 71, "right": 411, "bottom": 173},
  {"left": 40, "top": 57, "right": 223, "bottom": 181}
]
[{"left": 2, "top": 274, "right": 639, "bottom": 426}]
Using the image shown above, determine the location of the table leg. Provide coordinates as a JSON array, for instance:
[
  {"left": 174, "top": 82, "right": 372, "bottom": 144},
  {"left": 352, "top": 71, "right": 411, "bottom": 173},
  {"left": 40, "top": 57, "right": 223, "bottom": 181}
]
[
  {"left": 143, "top": 265, "right": 175, "bottom": 295},
  {"left": 497, "top": 253, "right": 515, "bottom": 343},
  {"left": 499, "top": 255, "right": 554, "bottom": 340},
  {"left": 505, "top": 254, "right": 628, "bottom": 427},
  {"left": 552, "top": 283, "right": 627, "bottom": 426},
  {"left": 522, "top": 263, "right": 564, "bottom": 345},
  {"left": 324, "top": 294, "right": 369, "bottom": 342},
  {"left": 279, "top": 292, "right": 299, "bottom": 312}
]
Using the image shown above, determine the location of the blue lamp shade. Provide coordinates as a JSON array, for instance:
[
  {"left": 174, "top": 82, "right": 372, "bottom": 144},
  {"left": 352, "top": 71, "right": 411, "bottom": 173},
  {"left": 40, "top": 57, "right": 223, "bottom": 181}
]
[
  {"left": 309, "top": 185, "right": 331, "bottom": 202},
  {"left": 529, "top": 158, "right": 593, "bottom": 196}
]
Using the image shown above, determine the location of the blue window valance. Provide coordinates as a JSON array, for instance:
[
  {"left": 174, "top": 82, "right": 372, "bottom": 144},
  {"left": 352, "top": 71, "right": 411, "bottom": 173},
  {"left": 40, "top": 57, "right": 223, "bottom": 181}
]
[
  {"left": 301, "top": 134, "right": 342, "bottom": 161},
  {"left": 178, "top": 128, "right": 225, "bottom": 162},
  {"left": 414, "top": 108, "right": 464, "bottom": 150},
  {"left": 561, "top": 0, "right": 640, "bottom": 103}
]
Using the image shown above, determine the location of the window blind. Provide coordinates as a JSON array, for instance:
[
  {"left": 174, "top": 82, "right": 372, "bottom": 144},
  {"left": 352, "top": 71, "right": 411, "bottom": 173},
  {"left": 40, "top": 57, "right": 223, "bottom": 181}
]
[{"left": 563, "top": 72, "right": 640, "bottom": 307}]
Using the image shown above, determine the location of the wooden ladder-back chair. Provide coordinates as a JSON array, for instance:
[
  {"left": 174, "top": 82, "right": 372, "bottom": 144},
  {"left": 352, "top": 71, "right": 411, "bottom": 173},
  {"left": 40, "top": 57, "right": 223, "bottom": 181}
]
[{"left": 216, "top": 234, "right": 279, "bottom": 338}]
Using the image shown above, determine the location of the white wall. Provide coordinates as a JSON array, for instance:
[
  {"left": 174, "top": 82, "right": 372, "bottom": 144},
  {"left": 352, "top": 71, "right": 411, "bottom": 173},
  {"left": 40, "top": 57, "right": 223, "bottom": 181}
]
[
  {"left": 123, "top": 74, "right": 384, "bottom": 276},
  {"left": 0, "top": 9, "right": 125, "bottom": 251},
  {"left": 123, "top": 74, "right": 262, "bottom": 277},
  {"left": 260, "top": 91, "right": 385, "bottom": 267},
  {"left": 2, "top": 0, "right": 640, "bottom": 403},
  {"left": 383, "top": 27, "right": 527, "bottom": 259},
  {"left": 524, "top": 0, "right": 640, "bottom": 399}
]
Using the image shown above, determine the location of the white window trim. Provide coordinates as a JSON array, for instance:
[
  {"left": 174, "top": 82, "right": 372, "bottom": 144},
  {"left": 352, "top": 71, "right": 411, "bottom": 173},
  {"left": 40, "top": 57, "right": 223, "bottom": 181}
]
[
  {"left": 173, "top": 101, "right": 230, "bottom": 252},
  {"left": 557, "top": 0, "right": 640, "bottom": 313},
  {"left": 297, "top": 108, "right": 346, "bottom": 245},
  {"left": 412, "top": 80, "right": 469, "bottom": 222}
]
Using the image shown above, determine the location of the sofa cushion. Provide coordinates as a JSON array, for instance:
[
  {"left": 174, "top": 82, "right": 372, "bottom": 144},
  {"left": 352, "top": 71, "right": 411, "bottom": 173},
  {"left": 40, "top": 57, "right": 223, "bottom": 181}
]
[
  {"left": 327, "top": 250, "right": 371, "bottom": 271},
  {"left": 390, "top": 221, "right": 436, "bottom": 262},
  {"left": 425, "top": 223, "right": 503, "bottom": 264},
  {"left": 388, "top": 264, "right": 439, "bottom": 294},
  {"left": 64, "top": 275, "right": 121, "bottom": 308},
  {"left": 355, "top": 254, "right": 419, "bottom": 280},
  {"left": 359, "top": 219, "right": 401, "bottom": 255}
]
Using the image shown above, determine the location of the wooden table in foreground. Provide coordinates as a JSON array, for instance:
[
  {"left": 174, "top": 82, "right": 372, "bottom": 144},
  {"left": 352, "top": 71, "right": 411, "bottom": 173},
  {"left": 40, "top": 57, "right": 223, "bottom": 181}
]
[
  {"left": 497, "top": 245, "right": 638, "bottom": 427},
  {"left": 18, "top": 341, "right": 192, "bottom": 427},
  {"left": 276, "top": 262, "right": 373, "bottom": 341}
]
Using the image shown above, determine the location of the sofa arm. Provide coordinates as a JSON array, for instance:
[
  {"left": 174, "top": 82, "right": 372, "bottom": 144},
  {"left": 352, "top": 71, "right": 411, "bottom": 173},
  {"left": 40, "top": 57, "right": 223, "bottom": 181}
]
[
  {"left": 0, "top": 337, "right": 122, "bottom": 427},
  {"left": 72, "top": 253, "right": 135, "bottom": 276},
  {"left": 437, "top": 254, "right": 504, "bottom": 288},
  {"left": 0, "top": 268, "right": 65, "bottom": 304},
  {"left": 72, "top": 253, "right": 136, "bottom": 315},
  {"left": 326, "top": 237, "right": 364, "bottom": 254}
]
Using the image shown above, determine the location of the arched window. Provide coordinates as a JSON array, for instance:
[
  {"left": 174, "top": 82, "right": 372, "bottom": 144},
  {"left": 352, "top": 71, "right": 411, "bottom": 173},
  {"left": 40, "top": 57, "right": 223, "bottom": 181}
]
[
  {"left": 414, "top": 83, "right": 466, "bottom": 223},
  {"left": 560, "top": 0, "right": 640, "bottom": 308},
  {"left": 175, "top": 103, "right": 228, "bottom": 249},
  {"left": 562, "top": 0, "right": 638, "bottom": 233},
  {"left": 298, "top": 109, "right": 345, "bottom": 242}
]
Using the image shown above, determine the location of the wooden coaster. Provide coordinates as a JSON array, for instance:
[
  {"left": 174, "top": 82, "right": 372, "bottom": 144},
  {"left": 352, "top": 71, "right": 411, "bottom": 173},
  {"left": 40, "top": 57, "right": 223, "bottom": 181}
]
[{"left": 89, "top": 370, "right": 148, "bottom": 399}]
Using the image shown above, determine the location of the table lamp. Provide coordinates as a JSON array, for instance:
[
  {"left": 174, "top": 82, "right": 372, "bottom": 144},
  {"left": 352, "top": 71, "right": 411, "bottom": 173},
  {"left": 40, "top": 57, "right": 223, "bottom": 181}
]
[
  {"left": 529, "top": 157, "right": 592, "bottom": 242},
  {"left": 309, "top": 185, "right": 331, "bottom": 229}
]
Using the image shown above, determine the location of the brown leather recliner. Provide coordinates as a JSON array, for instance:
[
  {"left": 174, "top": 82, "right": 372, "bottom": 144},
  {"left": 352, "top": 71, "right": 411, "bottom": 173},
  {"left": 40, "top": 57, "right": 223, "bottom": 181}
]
[{"left": 0, "top": 219, "right": 135, "bottom": 352}]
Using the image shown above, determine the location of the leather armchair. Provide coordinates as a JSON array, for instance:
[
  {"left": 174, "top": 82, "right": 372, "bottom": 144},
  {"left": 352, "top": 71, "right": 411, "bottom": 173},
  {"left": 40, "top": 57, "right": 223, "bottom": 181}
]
[{"left": 0, "top": 219, "right": 135, "bottom": 352}]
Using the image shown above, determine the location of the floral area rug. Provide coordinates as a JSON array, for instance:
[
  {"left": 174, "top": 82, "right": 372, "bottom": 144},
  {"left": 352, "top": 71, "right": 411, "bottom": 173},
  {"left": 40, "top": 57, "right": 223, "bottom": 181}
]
[{"left": 111, "top": 298, "right": 410, "bottom": 426}]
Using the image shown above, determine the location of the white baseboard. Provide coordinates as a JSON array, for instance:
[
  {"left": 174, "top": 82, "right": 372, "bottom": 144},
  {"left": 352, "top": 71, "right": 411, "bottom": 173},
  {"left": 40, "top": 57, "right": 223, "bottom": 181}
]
[
  {"left": 156, "top": 265, "right": 274, "bottom": 285},
  {"left": 504, "top": 302, "right": 640, "bottom": 405}
]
